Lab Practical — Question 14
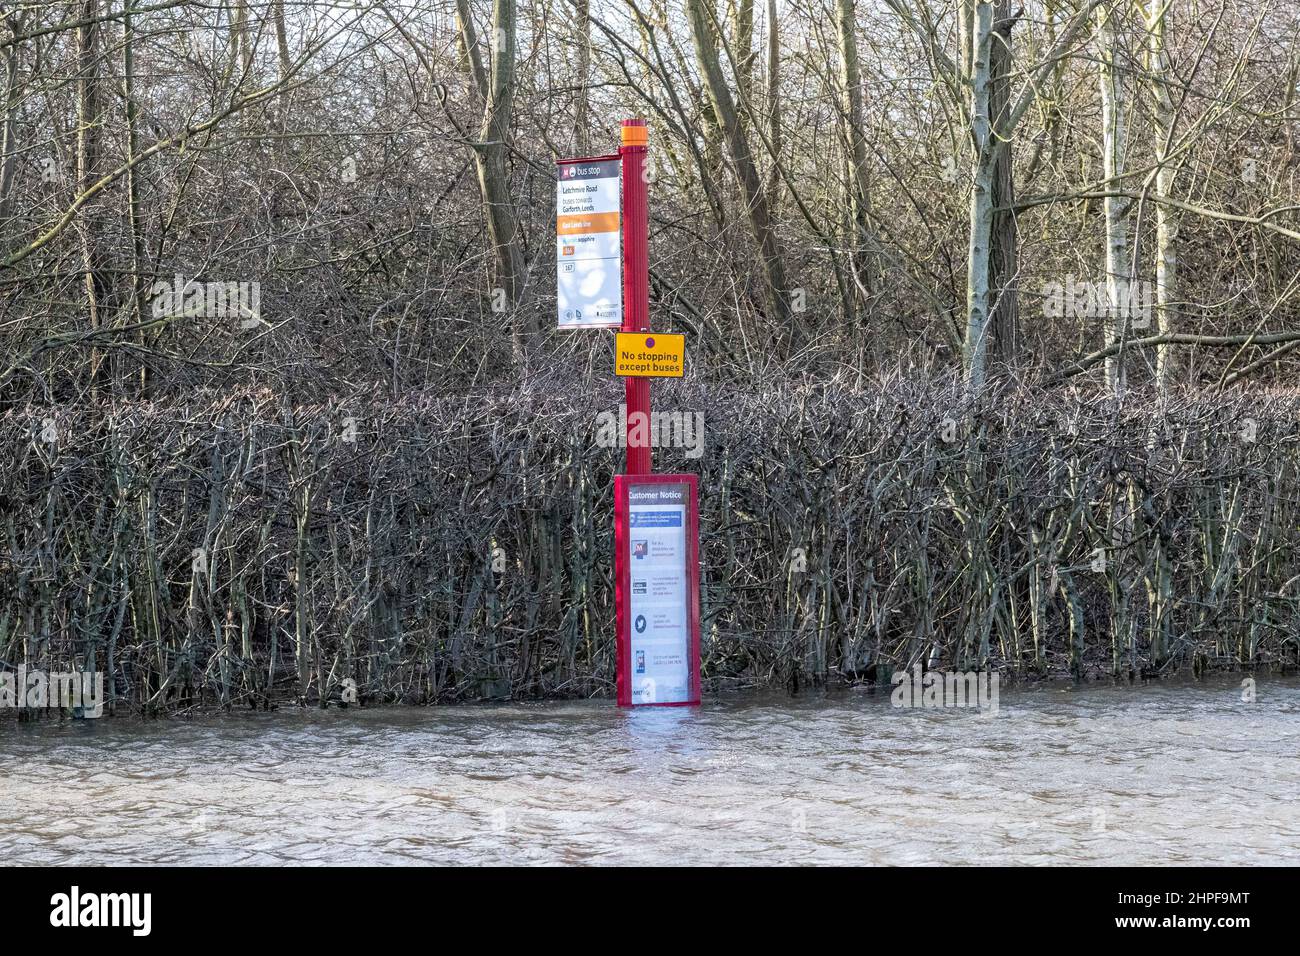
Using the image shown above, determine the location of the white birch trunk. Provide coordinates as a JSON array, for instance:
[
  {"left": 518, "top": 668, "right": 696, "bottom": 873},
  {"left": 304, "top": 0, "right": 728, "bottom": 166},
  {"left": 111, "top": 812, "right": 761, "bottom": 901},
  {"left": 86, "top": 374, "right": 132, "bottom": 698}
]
[
  {"left": 1147, "top": 0, "right": 1178, "bottom": 392},
  {"left": 963, "top": 2, "right": 995, "bottom": 391},
  {"left": 1098, "top": 3, "right": 1129, "bottom": 397}
]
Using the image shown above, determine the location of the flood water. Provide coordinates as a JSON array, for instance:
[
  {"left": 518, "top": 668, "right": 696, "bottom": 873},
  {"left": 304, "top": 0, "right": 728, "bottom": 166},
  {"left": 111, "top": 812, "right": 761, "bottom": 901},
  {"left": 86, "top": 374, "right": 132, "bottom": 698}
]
[{"left": 3, "top": 676, "right": 1298, "bottom": 865}]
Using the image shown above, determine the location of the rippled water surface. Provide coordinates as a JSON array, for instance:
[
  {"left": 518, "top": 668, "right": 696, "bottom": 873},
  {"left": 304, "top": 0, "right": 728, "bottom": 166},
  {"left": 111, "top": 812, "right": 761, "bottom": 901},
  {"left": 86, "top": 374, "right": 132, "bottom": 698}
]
[{"left": 3, "top": 677, "right": 1298, "bottom": 865}]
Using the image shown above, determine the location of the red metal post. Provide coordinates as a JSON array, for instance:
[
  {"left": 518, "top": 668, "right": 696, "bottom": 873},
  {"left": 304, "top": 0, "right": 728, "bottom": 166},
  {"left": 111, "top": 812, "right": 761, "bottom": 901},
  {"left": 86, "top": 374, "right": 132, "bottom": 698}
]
[{"left": 621, "top": 119, "right": 652, "bottom": 476}]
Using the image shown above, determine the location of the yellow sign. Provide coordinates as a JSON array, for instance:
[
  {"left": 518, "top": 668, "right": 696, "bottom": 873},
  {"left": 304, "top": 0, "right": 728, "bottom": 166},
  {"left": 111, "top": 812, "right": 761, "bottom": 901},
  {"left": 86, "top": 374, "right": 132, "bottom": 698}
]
[{"left": 615, "top": 332, "right": 685, "bottom": 378}]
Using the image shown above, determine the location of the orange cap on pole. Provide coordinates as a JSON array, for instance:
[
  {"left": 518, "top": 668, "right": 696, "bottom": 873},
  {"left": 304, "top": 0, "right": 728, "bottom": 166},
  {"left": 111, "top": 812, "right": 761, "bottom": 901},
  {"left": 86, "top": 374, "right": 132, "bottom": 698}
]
[{"left": 621, "top": 118, "right": 647, "bottom": 147}]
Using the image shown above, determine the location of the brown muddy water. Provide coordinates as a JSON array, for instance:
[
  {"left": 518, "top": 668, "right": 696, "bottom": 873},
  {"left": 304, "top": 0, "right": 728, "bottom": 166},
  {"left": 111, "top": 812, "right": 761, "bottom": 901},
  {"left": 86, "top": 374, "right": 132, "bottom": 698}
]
[{"left": 2, "top": 676, "right": 1298, "bottom": 865}]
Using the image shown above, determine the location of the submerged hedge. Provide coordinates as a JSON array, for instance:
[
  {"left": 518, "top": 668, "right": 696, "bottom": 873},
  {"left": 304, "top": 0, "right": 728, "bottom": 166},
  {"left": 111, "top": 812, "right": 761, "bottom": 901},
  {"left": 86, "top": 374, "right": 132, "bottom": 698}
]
[{"left": 3, "top": 371, "right": 1299, "bottom": 713}]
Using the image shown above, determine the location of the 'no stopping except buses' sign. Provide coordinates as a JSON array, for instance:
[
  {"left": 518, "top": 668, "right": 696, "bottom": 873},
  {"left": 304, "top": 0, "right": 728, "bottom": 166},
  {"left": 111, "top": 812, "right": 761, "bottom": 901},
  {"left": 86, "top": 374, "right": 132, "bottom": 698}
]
[{"left": 615, "top": 332, "right": 685, "bottom": 377}]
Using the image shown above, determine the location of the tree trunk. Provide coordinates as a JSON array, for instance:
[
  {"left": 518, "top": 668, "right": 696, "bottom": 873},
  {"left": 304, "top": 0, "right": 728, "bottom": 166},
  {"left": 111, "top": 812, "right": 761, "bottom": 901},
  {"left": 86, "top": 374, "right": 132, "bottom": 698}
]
[
  {"left": 454, "top": 0, "right": 488, "bottom": 94},
  {"left": 459, "top": 0, "right": 533, "bottom": 352},
  {"left": 1147, "top": 0, "right": 1178, "bottom": 393},
  {"left": 988, "top": 1, "right": 1019, "bottom": 368},
  {"left": 0, "top": 12, "right": 21, "bottom": 225},
  {"left": 730, "top": 0, "right": 755, "bottom": 103},
  {"left": 76, "top": 0, "right": 108, "bottom": 394},
  {"left": 573, "top": 0, "right": 591, "bottom": 153},
  {"left": 836, "top": 0, "right": 876, "bottom": 311},
  {"left": 124, "top": 5, "right": 150, "bottom": 394},
  {"left": 232, "top": 1, "right": 254, "bottom": 79},
  {"left": 273, "top": 0, "right": 292, "bottom": 77},
  {"left": 685, "top": 0, "right": 795, "bottom": 348},
  {"left": 1098, "top": 2, "right": 1130, "bottom": 397},
  {"left": 272, "top": 0, "right": 293, "bottom": 132},
  {"left": 963, "top": 2, "right": 995, "bottom": 391},
  {"left": 959, "top": 0, "right": 974, "bottom": 79},
  {"left": 764, "top": 0, "right": 781, "bottom": 208}
]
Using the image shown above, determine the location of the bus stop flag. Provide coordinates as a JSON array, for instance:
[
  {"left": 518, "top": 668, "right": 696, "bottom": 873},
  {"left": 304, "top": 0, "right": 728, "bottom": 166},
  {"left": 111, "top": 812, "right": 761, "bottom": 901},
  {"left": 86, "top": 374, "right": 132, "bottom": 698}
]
[{"left": 556, "top": 157, "right": 622, "bottom": 328}]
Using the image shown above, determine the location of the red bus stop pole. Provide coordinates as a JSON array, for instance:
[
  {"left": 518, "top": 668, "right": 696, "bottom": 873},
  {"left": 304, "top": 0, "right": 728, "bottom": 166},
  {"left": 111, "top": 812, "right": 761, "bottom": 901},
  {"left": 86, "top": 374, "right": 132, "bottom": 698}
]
[{"left": 621, "top": 119, "right": 652, "bottom": 476}]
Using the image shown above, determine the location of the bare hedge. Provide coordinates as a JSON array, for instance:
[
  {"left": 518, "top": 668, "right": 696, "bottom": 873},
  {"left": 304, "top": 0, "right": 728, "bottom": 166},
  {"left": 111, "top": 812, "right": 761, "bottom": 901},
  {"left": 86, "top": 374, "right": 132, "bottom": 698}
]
[{"left": 3, "top": 371, "right": 1299, "bottom": 714}]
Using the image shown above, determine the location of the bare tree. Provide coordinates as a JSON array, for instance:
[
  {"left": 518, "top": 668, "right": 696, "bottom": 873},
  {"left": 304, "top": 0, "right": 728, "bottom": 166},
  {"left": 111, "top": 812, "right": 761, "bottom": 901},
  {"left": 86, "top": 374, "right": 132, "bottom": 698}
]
[
  {"left": 1097, "top": 0, "right": 1130, "bottom": 397},
  {"left": 685, "top": 0, "right": 795, "bottom": 348},
  {"left": 836, "top": 0, "right": 876, "bottom": 312},
  {"left": 76, "top": 0, "right": 107, "bottom": 392},
  {"left": 0, "top": 8, "right": 20, "bottom": 224},
  {"left": 573, "top": 0, "right": 591, "bottom": 152},
  {"left": 964, "top": 1, "right": 996, "bottom": 389},
  {"left": 988, "top": 0, "right": 1019, "bottom": 367},
  {"left": 1146, "top": 0, "right": 1179, "bottom": 392},
  {"left": 458, "top": 0, "right": 533, "bottom": 353},
  {"left": 954, "top": 0, "right": 1103, "bottom": 389}
]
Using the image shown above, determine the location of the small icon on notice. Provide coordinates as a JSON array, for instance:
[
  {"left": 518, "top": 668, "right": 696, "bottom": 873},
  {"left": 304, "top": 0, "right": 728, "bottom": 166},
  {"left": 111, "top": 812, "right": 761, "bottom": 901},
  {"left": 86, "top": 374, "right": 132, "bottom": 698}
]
[
  {"left": 634, "top": 614, "right": 647, "bottom": 634},
  {"left": 635, "top": 650, "right": 646, "bottom": 674},
  {"left": 562, "top": 245, "right": 575, "bottom": 256},
  {"left": 561, "top": 262, "right": 575, "bottom": 273},
  {"left": 632, "top": 579, "right": 647, "bottom": 595},
  {"left": 633, "top": 540, "right": 648, "bottom": 559}
]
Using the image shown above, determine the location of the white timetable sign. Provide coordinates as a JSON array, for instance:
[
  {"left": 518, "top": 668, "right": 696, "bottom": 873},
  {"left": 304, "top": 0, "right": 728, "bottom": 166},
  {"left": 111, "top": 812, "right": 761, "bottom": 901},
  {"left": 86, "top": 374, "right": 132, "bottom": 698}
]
[{"left": 556, "top": 158, "right": 622, "bottom": 328}]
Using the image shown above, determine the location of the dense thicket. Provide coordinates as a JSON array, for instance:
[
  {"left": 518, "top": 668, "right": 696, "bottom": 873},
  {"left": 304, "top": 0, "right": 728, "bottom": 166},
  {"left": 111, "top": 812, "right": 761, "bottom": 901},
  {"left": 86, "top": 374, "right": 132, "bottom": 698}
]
[{"left": 3, "top": 376, "right": 1297, "bottom": 711}]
